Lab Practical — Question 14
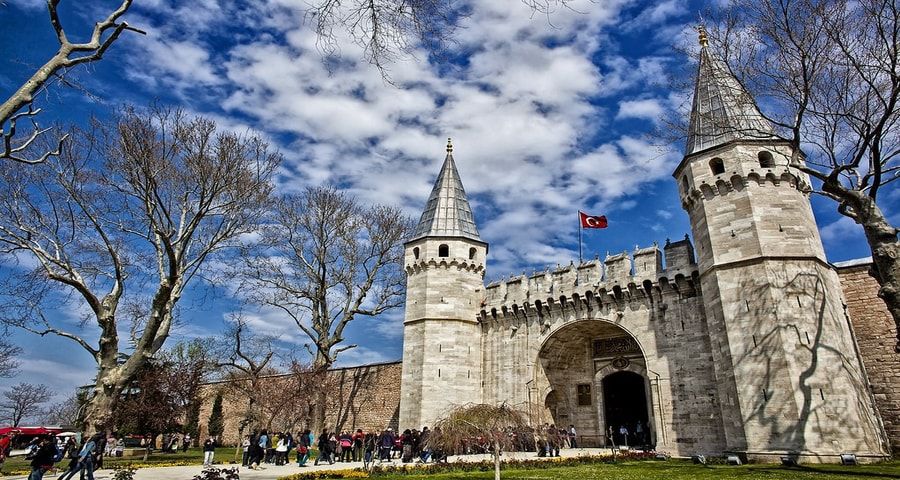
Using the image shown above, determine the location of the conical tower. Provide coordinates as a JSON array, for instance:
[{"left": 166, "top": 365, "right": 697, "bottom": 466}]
[
  {"left": 399, "top": 139, "right": 487, "bottom": 430},
  {"left": 674, "top": 28, "right": 887, "bottom": 459}
]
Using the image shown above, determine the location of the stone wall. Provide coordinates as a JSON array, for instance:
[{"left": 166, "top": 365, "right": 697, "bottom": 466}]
[
  {"left": 838, "top": 262, "right": 900, "bottom": 454},
  {"left": 478, "top": 246, "right": 726, "bottom": 456},
  {"left": 197, "top": 361, "right": 401, "bottom": 446}
]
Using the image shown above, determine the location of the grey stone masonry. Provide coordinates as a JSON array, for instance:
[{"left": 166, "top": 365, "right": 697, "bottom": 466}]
[
  {"left": 675, "top": 137, "right": 888, "bottom": 459},
  {"left": 397, "top": 37, "right": 895, "bottom": 462}
]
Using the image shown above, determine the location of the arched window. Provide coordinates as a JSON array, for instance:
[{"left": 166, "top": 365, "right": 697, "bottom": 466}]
[
  {"left": 709, "top": 157, "right": 725, "bottom": 175},
  {"left": 413, "top": 247, "right": 420, "bottom": 259},
  {"left": 438, "top": 244, "right": 449, "bottom": 257},
  {"left": 469, "top": 247, "right": 477, "bottom": 260},
  {"left": 681, "top": 176, "right": 689, "bottom": 193},
  {"left": 758, "top": 151, "right": 775, "bottom": 168}
]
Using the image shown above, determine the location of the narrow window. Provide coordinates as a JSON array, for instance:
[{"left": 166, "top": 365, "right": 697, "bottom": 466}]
[
  {"left": 758, "top": 151, "right": 775, "bottom": 168},
  {"left": 469, "top": 247, "right": 477, "bottom": 260},
  {"left": 681, "top": 176, "right": 689, "bottom": 193},
  {"left": 413, "top": 247, "right": 420, "bottom": 259},
  {"left": 438, "top": 244, "right": 449, "bottom": 257},
  {"left": 709, "top": 157, "right": 725, "bottom": 175},
  {"left": 576, "top": 384, "right": 592, "bottom": 406}
]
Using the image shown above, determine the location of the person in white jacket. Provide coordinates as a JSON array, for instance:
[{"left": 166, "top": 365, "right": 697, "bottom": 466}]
[{"left": 275, "top": 437, "right": 289, "bottom": 466}]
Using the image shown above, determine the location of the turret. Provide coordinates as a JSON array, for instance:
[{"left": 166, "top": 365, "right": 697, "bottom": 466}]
[
  {"left": 398, "top": 139, "right": 486, "bottom": 430},
  {"left": 674, "top": 27, "right": 886, "bottom": 459}
]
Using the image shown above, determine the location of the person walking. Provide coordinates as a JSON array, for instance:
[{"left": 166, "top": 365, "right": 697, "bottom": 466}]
[
  {"left": 618, "top": 425, "right": 629, "bottom": 448},
  {"left": 26, "top": 437, "right": 56, "bottom": 480},
  {"left": 568, "top": 425, "right": 577, "bottom": 448},
  {"left": 377, "top": 429, "right": 395, "bottom": 462},
  {"left": 352, "top": 429, "right": 364, "bottom": 463},
  {"left": 314, "top": 429, "right": 332, "bottom": 466},
  {"left": 247, "top": 435, "right": 263, "bottom": 470},
  {"left": 339, "top": 432, "right": 352, "bottom": 462},
  {"left": 58, "top": 433, "right": 100, "bottom": 480},
  {"left": 275, "top": 436, "right": 288, "bottom": 465},
  {"left": 241, "top": 435, "right": 251, "bottom": 467},
  {"left": 202, "top": 438, "right": 216, "bottom": 466},
  {"left": 55, "top": 438, "right": 78, "bottom": 479},
  {"left": 296, "top": 430, "right": 311, "bottom": 467}
]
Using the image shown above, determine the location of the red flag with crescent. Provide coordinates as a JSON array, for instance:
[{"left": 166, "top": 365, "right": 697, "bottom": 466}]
[{"left": 579, "top": 211, "right": 608, "bottom": 229}]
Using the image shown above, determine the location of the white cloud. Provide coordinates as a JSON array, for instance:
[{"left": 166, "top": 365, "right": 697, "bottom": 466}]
[
  {"left": 333, "top": 345, "right": 397, "bottom": 367},
  {"left": 821, "top": 216, "right": 863, "bottom": 243},
  {"left": 616, "top": 98, "right": 665, "bottom": 122}
]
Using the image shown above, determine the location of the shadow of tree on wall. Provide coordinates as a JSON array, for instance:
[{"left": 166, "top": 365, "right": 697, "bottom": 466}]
[
  {"left": 326, "top": 364, "right": 401, "bottom": 432},
  {"left": 730, "top": 263, "right": 882, "bottom": 455},
  {"left": 329, "top": 365, "right": 374, "bottom": 431}
]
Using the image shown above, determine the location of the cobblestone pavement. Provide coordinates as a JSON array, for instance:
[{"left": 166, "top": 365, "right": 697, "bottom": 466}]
[{"left": 9, "top": 448, "right": 613, "bottom": 480}]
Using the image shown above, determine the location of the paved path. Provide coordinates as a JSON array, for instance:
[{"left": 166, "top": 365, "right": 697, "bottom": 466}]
[{"left": 11, "top": 448, "right": 614, "bottom": 480}]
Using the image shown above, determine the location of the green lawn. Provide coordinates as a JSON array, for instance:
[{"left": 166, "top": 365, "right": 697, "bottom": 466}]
[{"left": 367, "top": 460, "right": 900, "bottom": 480}]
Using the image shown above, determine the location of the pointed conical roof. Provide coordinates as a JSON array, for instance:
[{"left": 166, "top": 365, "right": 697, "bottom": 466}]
[
  {"left": 685, "top": 27, "right": 775, "bottom": 156},
  {"left": 410, "top": 139, "right": 482, "bottom": 242}
]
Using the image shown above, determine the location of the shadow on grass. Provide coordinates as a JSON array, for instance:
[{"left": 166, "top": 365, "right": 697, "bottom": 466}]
[{"left": 751, "top": 465, "right": 900, "bottom": 479}]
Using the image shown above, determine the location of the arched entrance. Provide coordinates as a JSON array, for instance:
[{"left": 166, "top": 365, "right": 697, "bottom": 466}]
[
  {"left": 602, "top": 371, "right": 650, "bottom": 446},
  {"left": 535, "top": 320, "right": 655, "bottom": 448}
]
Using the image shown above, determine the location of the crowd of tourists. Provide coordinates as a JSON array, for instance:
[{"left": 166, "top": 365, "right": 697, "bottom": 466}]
[
  {"left": 0, "top": 433, "right": 107, "bottom": 480},
  {"left": 0, "top": 420, "right": 648, "bottom": 479},
  {"left": 235, "top": 423, "right": 602, "bottom": 469},
  {"left": 2, "top": 432, "right": 220, "bottom": 480},
  {"left": 239, "top": 427, "right": 447, "bottom": 469}
]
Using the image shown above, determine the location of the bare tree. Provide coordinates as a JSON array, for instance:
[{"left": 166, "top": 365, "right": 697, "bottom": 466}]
[
  {"left": 429, "top": 403, "right": 530, "bottom": 480},
  {"left": 42, "top": 390, "right": 88, "bottom": 428},
  {"left": 0, "top": 105, "right": 280, "bottom": 434},
  {"left": 0, "top": 383, "right": 51, "bottom": 427},
  {"left": 159, "top": 339, "right": 216, "bottom": 441},
  {"left": 0, "top": 339, "right": 21, "bottom": 379},
  {"left": 1, "top": 0, "right": 143, "bottom": 164},
  {"left": 216, "top": 315, "right": 277, "bottom": 437},
  {"left": 697, "top": 0, "right": 900, "bottom": 347},
  {"left": 236, "top": 186, "right": 411, "bottom": 432}
]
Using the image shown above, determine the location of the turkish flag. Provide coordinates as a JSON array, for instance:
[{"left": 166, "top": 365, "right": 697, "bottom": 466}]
[{"left": 579, "top": 211, "right": 608, "bottom": 229}]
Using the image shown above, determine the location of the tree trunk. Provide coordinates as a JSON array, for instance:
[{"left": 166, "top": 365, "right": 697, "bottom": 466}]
[
  {"left": 83, "top": 385, "right": 119, "bottom": 437},
  {"left": 493, "top": 447, "right": 501, "bottom": 480},
  {"left": 860, "top": 210, "right": 900, "bottom": 351},
  {"left": 311, "top": 388, "right": 327, "bottom": 435}
]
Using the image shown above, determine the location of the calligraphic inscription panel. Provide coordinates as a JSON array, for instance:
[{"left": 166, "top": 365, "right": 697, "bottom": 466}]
[{"left": 593, "top": 336, "right": 640, "bottom": 358}]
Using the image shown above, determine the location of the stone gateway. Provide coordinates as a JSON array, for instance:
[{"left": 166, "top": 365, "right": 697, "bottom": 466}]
[{"left": 398, "top": 35, "right": 894, "bottom": 462}]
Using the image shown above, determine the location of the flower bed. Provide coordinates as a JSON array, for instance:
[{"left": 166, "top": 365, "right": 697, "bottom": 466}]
[{"left": 277, "top": 451, "right": 658, "bottom": 479}]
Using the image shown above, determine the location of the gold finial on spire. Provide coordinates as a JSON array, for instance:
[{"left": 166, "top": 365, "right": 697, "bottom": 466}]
[
  {"left": 446, "top": 137, "right": 453, "bottom": 154},
  {"left": 697, "top": 25, "right": 709, "bottom": 47}
]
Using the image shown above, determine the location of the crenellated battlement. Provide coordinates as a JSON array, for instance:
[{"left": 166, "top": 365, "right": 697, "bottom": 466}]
[
  {"left": 405, "top": 257, "right": 486, "bottom": 275},
  {"left": 480, "top": 237, "right": 699, "bottom": 316},
  {"left": 681, "top": 167, "right": 811, "bottom": 209}
]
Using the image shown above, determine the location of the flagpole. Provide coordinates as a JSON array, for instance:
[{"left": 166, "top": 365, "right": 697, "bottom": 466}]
[{"left": 578, "top": 211, "right": 583, "bottom": 264}]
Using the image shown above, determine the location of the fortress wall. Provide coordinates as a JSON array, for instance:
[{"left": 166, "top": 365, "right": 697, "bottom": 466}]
[
  {"left": 197, "top": 361, "right": 401, "bottom": 446},
  {"left": 838, "top": 263, "right": 900, "bottom": 454},
  {"left": 479, "top": 248, "right": 726, "bottom": 455}
]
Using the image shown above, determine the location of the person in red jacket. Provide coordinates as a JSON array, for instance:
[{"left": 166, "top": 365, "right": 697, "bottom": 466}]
[{"left": 0, "top": 434, "right": 10, "bottom": 472}]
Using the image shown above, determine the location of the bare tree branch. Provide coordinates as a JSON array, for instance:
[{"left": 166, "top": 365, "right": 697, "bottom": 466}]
[
  {"left": 0, "top": 0, "right": 143, "bottom": 164},
  {"left": 0, "top": 105, "right": 280, "bottom": 434}
]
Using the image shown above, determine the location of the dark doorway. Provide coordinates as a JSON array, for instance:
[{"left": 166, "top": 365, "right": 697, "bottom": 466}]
[{"left": 603, "top": 371, "right": 650, "bottom": 446}]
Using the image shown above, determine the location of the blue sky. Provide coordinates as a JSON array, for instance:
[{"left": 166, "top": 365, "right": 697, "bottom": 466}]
[{"left": 0, "top": 0, "right": 888, "bottom": 406}]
